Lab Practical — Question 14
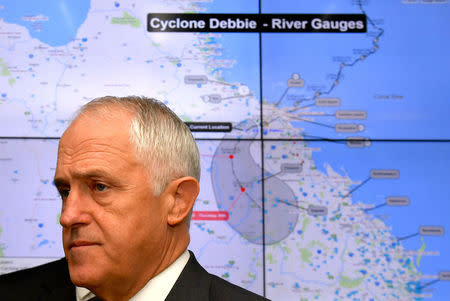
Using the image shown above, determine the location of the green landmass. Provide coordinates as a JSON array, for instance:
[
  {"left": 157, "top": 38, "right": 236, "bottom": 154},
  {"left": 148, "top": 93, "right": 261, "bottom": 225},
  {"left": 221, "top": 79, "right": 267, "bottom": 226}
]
[
  {"left": 111, "top": 12, "right": 141, "bottom": 28},
  {"left": 408, "top": 260, "right": 416, "bottom": 275},
  {"left": 308, "top": 240, "right": 327, "bottom": 250},
  {"left": 416, "top": 237, "right": 426, "bottom": 268},
  {"left": 180, "top": 115, "right": 193, "bottom": 122},
  {"left": 299, "top": 248, "right": 312, "bottom": 263},
  {"left": 301, "top": 217, "right": 310, "bottom": 239},
  {"left": 339, "top": 275, "right": 363, "bottom": 288},
  {"left": 0, "top": 58, "right": 16, "bottom": 86},
  {"left": 282, "top": 245, "right": 291, "bottom": 255},
  {"left": 0, "top": 58, "right": 11, "bottom": 76}
]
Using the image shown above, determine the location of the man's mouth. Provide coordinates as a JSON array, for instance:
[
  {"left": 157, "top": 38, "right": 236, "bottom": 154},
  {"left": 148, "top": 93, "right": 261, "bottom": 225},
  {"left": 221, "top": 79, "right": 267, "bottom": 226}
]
[{"left": 69, "top": 240, "right": 98, "bottom": 249}]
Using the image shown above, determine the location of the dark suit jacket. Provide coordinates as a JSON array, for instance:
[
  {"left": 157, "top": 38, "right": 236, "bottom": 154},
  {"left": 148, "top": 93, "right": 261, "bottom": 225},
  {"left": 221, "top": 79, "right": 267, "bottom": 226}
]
[{"left": 0, "top": 251, "right": 269, "bottom": 301}]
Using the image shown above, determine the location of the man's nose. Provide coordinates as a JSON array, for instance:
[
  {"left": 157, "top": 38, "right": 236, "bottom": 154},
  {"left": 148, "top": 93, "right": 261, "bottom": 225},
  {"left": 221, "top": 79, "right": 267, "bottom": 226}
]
[{"left": 59, "top": 187, "right": 91, "bottom": 228}]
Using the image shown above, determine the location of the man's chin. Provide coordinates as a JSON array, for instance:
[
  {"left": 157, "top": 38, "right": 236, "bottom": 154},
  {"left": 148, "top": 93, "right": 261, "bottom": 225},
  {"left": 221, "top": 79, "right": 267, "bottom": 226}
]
[
  {"left": 68, "top": 264, "right": 104, "bottom": 288},
  {"left": 66, "top": 251, "right": 104, "bottom": 287}
]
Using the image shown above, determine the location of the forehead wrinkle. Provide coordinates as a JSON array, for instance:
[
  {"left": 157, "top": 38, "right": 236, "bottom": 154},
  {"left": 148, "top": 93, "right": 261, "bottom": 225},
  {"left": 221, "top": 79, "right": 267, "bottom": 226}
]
[
  {"left": 61, "top": 107, "right": 134, "bottom": 146},
  {"left": 56, "top": 107, "right": 145, "bottom": 180},
  {"left": 59, "top": 127, "right": 137, "bottom": 156},
  {"left": 60, "top": 141, "right": 133, "bottom": 159},
  {"left": 57, "top": 149, "right": 141, "bottom": 175},
  {"left": 55, "top": 148, "right": 146, "bottom": 191}
]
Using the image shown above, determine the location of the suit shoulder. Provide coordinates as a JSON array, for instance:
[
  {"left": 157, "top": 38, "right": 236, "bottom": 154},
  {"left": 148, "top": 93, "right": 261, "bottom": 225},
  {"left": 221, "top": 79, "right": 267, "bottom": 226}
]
[
  {"left": 0, "top": 258, "right": 70, "bottom": 295},
  {"left": 0, "top": 259, "right": 74, "bottom": 301},
  {"left": 0, "top": 258, "right": 68, "bottom": 283},
  {"left": 209, "top": 273, "right": 270, "bottom": 301},
  {"left": 167, "top": 251, "right": 269, "bottom": 301}
]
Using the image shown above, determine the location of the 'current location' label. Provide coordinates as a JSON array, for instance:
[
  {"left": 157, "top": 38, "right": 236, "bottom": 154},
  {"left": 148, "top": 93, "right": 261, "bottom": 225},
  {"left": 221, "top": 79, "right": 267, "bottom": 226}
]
[{"left": 186, "top": 122, "right": 232, "bottom": 132}]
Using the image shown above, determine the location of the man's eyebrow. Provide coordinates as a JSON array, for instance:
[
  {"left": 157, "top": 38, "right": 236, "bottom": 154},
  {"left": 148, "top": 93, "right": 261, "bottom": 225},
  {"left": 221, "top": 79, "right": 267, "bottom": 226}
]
[
  {"left": 54, "top": 169, "right": 114, "bottom": 186},
  {"left": 53, "top": 177, "right": 68, "bottom": 188},
  {"left": 73, "top": 169, "right": 110, "bottom": 179}
]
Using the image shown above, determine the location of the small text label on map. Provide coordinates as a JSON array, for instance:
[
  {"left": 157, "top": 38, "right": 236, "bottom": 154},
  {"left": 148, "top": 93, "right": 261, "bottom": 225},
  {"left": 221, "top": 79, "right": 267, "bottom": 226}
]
[{"left": 419, "top": 226, "right": 445, "bottom": 236}]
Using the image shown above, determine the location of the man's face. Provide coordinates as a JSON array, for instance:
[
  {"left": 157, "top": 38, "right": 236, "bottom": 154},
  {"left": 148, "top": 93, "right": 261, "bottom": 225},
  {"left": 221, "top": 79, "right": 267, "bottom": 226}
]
[{"left": 54, "top": 109, "right": 169, "bottom": 288}]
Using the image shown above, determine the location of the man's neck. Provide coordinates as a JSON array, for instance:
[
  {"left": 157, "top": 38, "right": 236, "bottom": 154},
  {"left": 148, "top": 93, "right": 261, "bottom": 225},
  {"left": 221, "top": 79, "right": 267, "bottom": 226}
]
[
  {"left": 86, "top": 233, "right": 190, "bottom": 301},
  {"left": 76, "top": 250, "right": 191, "bottom": 301}
]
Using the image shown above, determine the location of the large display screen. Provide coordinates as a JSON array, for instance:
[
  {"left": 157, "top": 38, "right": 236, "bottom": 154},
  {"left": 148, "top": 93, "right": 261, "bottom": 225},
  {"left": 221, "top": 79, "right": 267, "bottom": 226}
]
[{"left": 0, "top": 1, "right": 449, "bottom": 300}]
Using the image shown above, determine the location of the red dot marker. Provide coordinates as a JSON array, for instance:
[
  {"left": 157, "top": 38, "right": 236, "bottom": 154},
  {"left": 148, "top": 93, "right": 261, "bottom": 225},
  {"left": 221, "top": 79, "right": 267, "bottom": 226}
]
[
  {"left": 241, "top": 187, "right": 246, "bottom": 192},
  {"left": 229, "top": 154, "right": 234, "bottom": 159}
]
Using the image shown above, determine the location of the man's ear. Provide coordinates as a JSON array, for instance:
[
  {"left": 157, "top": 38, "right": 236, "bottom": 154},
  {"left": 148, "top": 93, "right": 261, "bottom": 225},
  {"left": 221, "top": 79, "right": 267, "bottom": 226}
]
[{"left": 165, "top": 177, "right": 200, "bottom": 226}]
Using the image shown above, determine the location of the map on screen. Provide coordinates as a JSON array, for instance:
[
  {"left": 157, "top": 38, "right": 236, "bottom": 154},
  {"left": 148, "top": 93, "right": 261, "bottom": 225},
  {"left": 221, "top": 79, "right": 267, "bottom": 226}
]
[{"left": 0, "top": 0, "right": 449, "bottom": 300}]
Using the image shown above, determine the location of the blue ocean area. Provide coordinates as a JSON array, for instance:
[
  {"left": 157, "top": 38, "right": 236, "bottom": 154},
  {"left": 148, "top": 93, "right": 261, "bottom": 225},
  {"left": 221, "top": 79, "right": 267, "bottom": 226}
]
[
  {"left": 217, "top": 33, "right": 260, "bottom": 100},
  {"left": 262, "top": 1, "right": 360, "bottom": 13},
  {"left": 202, "top": 0, "right": 260, "bottom": 100},
  {"left": 263, "top": 2, "right": 450, "bottom": 139},
  {"left": 0, "top": 0, "right": 91, "bottom": 47},
  {"left": 261, "top": 2, "right": 450, "bottom": 139},
  {"left": 261, "top": 32, "right": 371, "bottom": 107},
  {"left": 203, "top": 0, "right": 258, "bottom": 13},
  {"left": 310, "top": 141, "right": 450, "bottom": 300}
]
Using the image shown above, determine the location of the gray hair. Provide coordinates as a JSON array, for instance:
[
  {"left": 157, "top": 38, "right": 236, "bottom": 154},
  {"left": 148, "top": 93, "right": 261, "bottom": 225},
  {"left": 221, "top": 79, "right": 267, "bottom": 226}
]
[{"left": 77, "top": 96, "right": 200, "bottom": 196}]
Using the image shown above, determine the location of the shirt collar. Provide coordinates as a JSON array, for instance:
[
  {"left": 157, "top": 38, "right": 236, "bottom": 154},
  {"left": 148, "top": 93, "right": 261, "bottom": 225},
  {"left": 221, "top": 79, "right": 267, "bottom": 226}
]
[{"left": 76, "top": 250, "right": 190, "bottom": 301}]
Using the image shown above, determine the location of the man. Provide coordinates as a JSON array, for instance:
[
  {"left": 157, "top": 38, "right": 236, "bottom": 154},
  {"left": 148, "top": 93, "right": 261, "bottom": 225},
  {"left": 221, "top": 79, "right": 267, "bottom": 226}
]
[{"left": 0, "top": 96, "right": 268, "bottom": 301}]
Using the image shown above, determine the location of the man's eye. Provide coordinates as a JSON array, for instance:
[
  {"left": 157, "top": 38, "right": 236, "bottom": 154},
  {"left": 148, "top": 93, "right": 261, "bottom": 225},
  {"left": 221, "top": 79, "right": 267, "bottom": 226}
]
[
  {"left": 95, "top": 183, "right": 108, "bottom": 192},
  {"left": 59, "top": 189, "right": 70, "bottom": 199}
]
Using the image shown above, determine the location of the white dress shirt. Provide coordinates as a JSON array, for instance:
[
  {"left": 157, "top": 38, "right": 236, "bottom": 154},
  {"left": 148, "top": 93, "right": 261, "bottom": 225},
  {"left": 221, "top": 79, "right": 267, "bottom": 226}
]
[{"left": 76, "top": 250, "right": 190, "bottom": 301}]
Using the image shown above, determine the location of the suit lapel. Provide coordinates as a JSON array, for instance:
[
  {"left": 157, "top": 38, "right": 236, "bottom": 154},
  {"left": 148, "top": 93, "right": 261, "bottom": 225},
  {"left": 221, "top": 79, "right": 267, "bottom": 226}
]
[
  {"left": 42, "top": 285, "right": 76, "bottom": 301},
  {"left": 33, "top": 253, "right": 211, "bottom": 300},
  {"left": 39, "top": 258, "right": 76, "bottom": 301},
  {"left": 165, "top": 251, "right": 211, "bottom": 301}
]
